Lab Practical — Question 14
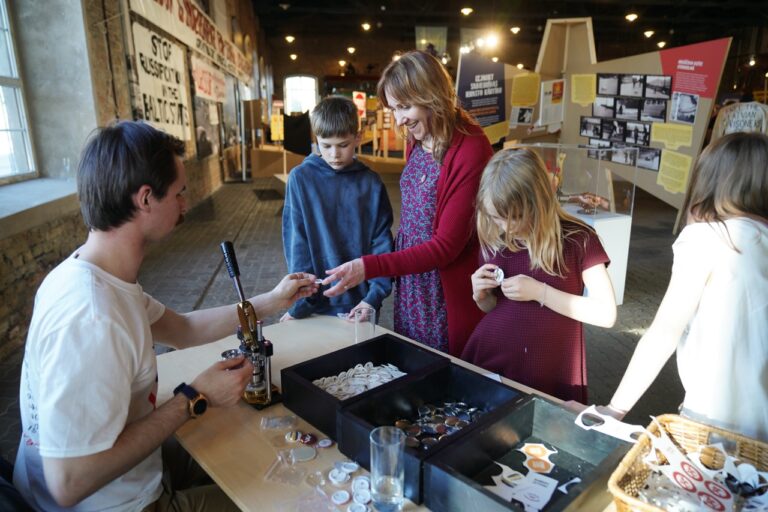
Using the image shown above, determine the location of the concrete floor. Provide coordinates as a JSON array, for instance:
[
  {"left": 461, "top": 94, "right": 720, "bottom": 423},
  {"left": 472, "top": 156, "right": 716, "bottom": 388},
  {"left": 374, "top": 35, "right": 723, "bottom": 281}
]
[{"left": 0, "top": 175, "right": 684, "bottom": 464}]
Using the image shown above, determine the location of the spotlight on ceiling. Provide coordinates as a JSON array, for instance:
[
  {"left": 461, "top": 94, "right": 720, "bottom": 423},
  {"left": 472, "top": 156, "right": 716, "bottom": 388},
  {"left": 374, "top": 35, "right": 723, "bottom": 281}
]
[
  {"left": 510, "top": 26, "right": 521, "bottom": 34},
  {"left": 361, "top": 22, "right": 371, "bottom": 31},
  {"left": 347, "top": 47, "right": 356, "bottom": 54},
  {"left": 486, "top": 33, "right": 499, "bottom": 49},
  {"left": 643, "top": 30, "right": 654, "bottom": 38},
  {"left": 460, "top": 7, "right": 473, "bottom": 16},
  {"left": 459, "top": 45, "right": 470, "bottom": 54},
  {"left": 338, "top": 60, "right": 346, "bottom": 67},
  {"left": 285, "top": 35, "right": 295, "bottom": 43},
  {"left": 657, "top": 41, "right": 666, "bottom": 48},
  {"left": 749, "top": 56, "right": 756, "bottom": 67},
  {"left": 289, "top": 54, "right": 297, "bottom": 61},
  {"left": 625, "top": 13, "right": 638, "bottom": 22},
  {"left": 516, "top": 63, "right": 524, "bottom": 69},
  {"left": 491, "top": 57, "right": 498, "bottom": 63}
]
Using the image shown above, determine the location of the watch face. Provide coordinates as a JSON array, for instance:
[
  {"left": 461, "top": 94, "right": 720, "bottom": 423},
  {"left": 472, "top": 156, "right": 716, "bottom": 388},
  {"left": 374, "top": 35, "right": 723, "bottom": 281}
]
[{"left": 192, "top": 398, "right": 208, "bottom": 416}]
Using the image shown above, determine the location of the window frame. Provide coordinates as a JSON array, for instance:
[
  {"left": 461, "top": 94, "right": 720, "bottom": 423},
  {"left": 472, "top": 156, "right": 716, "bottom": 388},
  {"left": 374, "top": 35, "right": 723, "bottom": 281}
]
[
  {"left": 283, "top": 74, "right": 319, "bottom": 115},
  {"left": 0, "top": 0, "right": 38, "bottom": 186}
]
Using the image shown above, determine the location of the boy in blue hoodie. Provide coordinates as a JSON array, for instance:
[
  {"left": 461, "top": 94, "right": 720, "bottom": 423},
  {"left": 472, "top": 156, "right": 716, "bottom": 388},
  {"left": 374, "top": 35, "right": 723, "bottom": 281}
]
[{"left": 281, "top": 96, "right": 394, "bottom": 321}]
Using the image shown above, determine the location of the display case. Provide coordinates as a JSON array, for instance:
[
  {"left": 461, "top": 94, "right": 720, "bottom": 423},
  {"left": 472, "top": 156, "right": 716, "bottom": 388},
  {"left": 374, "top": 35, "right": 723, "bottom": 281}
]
[
  {"left": 508, "top": 143, "right": 637, "bottom": 305},
  {"left": 424, "top": 395, "right": 630, "bottom": 511},
  {"left": 337, "top": 363, "right": 527, "bottom": 503},
  {"left": 281, "top": 333, "right": 448, "bottom": 439}
]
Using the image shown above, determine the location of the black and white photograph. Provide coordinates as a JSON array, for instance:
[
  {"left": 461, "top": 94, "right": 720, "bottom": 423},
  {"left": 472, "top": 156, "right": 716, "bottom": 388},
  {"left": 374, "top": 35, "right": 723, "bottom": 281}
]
[
  {"left": 619, "top": 74, "right": 645, "bottom": 97},
  {"left": 615, "top": 97, "right": 642, "bottom": 120},
  {"left": 644, "top": 75, "right": 672, "bottom": 99},
  {"left": 602, "top": 119, "right": 626, "bottom": 142},
  {"left": 611, "top": 143, "right": 638, "bottom": 166},
  {"left": 517, "top": 107, "right": 534, "bottom": 124},
  {"left": 637, "top": 147, "right": 662, "bottom": 171},
  {"left": 580, "top": 116, "right": 603, "bottom": 137},
  {"left": 640, "top": 98, "right": 667, "bottom": 122},
  {"left": 670, "top": 91, "right": 699, "bottom": 124},
  {"left": 593, "top": 96, "right": 615, "bottom": 117},
  {"left": 597, "top": 73, "right": 620, "bottom": 95},
  {"left": 625, "top": 121, "right": 651, "bottom": 145},
  {"left": 589, "top": 138, "right": 611, "bottom": 148}
]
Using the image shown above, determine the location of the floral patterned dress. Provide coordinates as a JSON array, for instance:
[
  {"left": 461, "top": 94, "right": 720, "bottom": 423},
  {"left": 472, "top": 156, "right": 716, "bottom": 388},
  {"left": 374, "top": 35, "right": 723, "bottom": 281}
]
[{"left": 393, "top": 145, "right": 449, "bottom": 353}]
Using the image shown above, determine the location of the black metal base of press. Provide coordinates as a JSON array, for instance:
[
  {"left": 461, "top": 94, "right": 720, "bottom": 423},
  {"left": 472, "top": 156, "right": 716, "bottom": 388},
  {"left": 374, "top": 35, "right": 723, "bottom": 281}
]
[{"left": 248, "top": 387, "right": 283, "bottom": 411}]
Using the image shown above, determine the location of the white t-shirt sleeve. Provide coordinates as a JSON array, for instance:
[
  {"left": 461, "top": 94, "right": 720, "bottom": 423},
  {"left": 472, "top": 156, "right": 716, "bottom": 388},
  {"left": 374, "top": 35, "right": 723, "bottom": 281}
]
[
  {"left": 144, "top": 293, "right": 165, "bottom": 324},
  {"left": 36, "top": 318, "right": 137, "bottom": 458},
  {"left": 672, "top": 223, "right": 717, "bottom": 279}
]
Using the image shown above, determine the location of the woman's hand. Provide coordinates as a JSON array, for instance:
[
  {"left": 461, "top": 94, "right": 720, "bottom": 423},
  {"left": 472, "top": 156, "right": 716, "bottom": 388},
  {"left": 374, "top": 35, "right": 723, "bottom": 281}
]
[
  {"left": 323, "top": 258, "right": 365, "bottom": 297},
  {"left": 471, "top": 264, "right": 500, "bottom": 313},
  {"left": 343, "top": 301, "right": 373, "bottom": 322},
  {"left": 500, "top": 274, "right": 546, "bottom": 303}
]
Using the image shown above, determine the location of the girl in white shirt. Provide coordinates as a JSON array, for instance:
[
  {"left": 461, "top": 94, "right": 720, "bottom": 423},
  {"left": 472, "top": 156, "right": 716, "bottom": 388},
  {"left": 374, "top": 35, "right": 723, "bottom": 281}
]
[{"left": 604, "top": 132, "right": 768, "bottom": 441}]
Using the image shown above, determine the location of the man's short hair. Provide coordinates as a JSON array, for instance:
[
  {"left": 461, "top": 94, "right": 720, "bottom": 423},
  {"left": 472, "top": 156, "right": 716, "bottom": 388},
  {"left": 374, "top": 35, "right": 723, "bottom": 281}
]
[
  {"left": 77, "top": 121, "right": 185, "bottom": 231},
  {"left": 310, "top": 96, "right": 359, "bottom": 138}
]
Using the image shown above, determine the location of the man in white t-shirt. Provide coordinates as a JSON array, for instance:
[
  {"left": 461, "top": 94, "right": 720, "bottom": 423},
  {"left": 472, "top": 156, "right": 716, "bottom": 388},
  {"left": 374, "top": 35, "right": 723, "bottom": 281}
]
[{"left": 13, "top": 121, "right": 319, "bottom": 511}]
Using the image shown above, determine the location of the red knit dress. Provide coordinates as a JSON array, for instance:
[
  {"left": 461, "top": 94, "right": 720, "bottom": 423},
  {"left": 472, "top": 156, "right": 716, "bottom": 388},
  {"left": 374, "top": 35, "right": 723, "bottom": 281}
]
[{"left": 461, "top": 223, "right": 609, "bottom": 403}]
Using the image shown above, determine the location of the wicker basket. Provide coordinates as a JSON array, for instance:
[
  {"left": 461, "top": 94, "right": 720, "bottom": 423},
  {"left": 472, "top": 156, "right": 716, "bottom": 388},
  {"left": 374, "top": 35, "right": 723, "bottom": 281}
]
[{"left": 607, "top": 414, "right": 768, "bottom": 512}]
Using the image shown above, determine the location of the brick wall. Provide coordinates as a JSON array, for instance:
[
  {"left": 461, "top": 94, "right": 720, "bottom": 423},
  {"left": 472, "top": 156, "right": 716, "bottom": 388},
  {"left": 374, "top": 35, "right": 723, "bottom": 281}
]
[{"left": 0, "top": 212, "right": 87, "bottom": 359}]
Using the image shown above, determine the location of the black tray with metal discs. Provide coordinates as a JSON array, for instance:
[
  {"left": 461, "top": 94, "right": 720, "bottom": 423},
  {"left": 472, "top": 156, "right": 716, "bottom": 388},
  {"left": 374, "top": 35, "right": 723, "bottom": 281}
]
[
  {"left": 337, "top": 363, "right": 527, "bottom": 504},
  {"left": 281, "top": 333, "right": 449, "bottom": 440},
  {"left": 424, "top": 395, "right": 631, "bottom": 511}
]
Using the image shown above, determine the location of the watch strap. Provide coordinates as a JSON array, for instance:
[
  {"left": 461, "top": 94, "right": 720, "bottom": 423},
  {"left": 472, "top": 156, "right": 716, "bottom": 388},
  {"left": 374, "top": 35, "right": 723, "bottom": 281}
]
[{"left": 173, "top": 382, "right": 199, "bottom": 400}]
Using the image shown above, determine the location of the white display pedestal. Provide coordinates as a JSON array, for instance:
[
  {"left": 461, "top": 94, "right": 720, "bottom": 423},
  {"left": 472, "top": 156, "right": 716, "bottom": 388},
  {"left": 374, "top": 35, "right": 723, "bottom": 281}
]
[{"left": 563, "top": 203, "right": 632, "bottom": 305}]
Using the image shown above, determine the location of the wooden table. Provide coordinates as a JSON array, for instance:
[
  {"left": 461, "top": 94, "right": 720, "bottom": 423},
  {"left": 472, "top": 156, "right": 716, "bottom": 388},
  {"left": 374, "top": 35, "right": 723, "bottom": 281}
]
[{"left": 157, "top": 316, "right": 614, "bottom": 511}]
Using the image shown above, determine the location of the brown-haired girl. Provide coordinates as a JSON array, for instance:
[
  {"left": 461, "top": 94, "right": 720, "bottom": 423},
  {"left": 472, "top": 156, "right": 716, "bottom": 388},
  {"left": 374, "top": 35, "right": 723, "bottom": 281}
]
[
  {"left": 605, "top": 132, "right": 768, "bottom": 441},
  {"left": 462, "top": 148, "right": 617, "bottom": 402}
]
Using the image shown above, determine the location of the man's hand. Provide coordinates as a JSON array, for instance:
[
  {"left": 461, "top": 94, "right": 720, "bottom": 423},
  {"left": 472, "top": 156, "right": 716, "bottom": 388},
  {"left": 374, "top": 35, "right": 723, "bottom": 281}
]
[
  {"left": 323, "top": 258, "right": 365, "bottom": 297},
  {"left": 260, "top": 272, "right": 318, "bottom": 311},
  {"left": 191, "top": 356, "right": 253, "bottom": 408}
]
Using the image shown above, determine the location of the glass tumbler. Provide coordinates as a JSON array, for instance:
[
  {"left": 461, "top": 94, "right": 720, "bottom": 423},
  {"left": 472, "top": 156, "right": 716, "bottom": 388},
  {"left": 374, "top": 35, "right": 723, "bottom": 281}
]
[{"left": 370, "top": 426, "right": 405, "bottom": 511}]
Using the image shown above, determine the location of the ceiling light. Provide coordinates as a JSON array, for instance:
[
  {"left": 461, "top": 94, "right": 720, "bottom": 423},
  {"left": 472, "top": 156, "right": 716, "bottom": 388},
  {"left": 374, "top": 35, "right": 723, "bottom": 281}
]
[
  {"left": 476, "top": 37, "right": 485, "bottom": 48},
  {"left": 361, "top": 22, "right": 371, "bottom": 31},
  {"left": 643, "top": 30, "right": 654, "bottom": 38},
  {"left": 510, "top": 26, "right": 521, "bottom": 34},
  {"left": 486, "top": 33, "right": 499, "bottom": 49},
  {"left": 765, "top": 71, "right": 768, "bottom": 78},
  {"left": 459, "top": 45, "right": 470, "bottom": 54},
  {"left": 625, "top": 13, "right": 638, "bottom": 22},
  {"left": 460, "top": 7, "right": 473, "bottom": 16},
  {"left": 420, "top": 39, "right": 427, "bottom": 45},
  {"left": 338, "top": 60, "right": 346, "bottom": 67},
  {"left": 392, "top": 54, "right": 401, "bottom": 61},
  {"left": 278, "top": 3, "right": 290, "bottom": 10},
  {"left": 289, "top": 54, "right": 297, "bottom": 60},
  {"left": 516, "top": 63, "right": 524, "bottom": 69},
  {"left": 441, "top": 56, "right": 448, "bottom": 64},
  {"left": 491, "top": 57, "right": 498, "bottom": 62},
  {"left": 657, "top": 41, "right": 666, "bottom": 48},
  {"left": 285, "top": 35, "right": 295, "bottom": 43},
  {"left": 749, "top": 56, "right": 756, "bottom": 66},
  {"left": 347, "top": 47, "right": 356, "bottom": 54}
]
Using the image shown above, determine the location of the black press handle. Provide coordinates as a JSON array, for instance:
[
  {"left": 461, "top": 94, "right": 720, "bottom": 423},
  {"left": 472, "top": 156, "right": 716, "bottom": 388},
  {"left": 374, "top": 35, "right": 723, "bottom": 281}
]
[{"left": 220, "top": 241, "right": 240, "bottom": 279}]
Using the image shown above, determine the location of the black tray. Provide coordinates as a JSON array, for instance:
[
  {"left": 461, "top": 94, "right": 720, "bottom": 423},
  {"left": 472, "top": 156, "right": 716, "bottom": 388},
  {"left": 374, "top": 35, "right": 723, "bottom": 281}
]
[
  {"left": 424, "top": 395, "right": 631, "bottom": 511},
  {"left": 337, "top": 363, "right": 527, "bottom": 503},
  {"left": 281, "top": 333, "right": 448, "bottom": 439}
]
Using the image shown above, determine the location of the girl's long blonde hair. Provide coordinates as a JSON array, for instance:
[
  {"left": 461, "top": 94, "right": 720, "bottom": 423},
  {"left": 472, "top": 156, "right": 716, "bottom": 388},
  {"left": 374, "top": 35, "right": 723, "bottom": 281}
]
[
  {"left": 476, "top": 148, "right": 592, "bottom": 277},
  {"left": 376, "top": 51, "right": 476, "bottom": 163}
]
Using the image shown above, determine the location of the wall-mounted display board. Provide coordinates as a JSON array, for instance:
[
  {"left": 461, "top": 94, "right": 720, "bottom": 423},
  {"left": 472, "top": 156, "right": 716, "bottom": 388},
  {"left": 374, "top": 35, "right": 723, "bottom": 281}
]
[{"left": 503, "top": 18, "right": 730, "bottom": 228}]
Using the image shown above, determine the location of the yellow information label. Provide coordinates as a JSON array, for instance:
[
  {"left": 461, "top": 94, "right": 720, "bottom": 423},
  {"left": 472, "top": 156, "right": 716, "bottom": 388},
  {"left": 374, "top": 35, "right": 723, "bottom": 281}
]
[
  {"left": 270, "top": 114, "right": 284, "bottom": 141},
  {"left": 510, "top": 73, "right": 541, "bottom": 107},
  {"left": 651, "top": 122, "right": 693, "bottom": 150},
  {"left": 657, "top": 150, "right": 692, "bottom": 193},
  {"left": 570, "top": 74, "right": 597, "bottom": 106}
]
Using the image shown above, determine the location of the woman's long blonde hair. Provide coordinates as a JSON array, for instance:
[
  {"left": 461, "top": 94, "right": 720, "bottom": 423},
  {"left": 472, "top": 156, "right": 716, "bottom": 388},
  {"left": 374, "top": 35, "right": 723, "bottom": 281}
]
[
  {"left": 476, "top": 148, "right": 592, "bottom": 277},
  {"left": 682, "top": 132, "right": 768, "bottom": 225},
  {"left": 376, "top": 51, "right": 476, "bottom": 163}
]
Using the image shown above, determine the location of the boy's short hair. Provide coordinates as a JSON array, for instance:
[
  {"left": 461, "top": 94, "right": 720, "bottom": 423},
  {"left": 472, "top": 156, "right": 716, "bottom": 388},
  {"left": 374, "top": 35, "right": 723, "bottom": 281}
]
[
  {"left": 310, "top": 96, "right": 359, "bottom": 138},
  {"left": 77, "top": 121, "right": 185, "bottom": 231}
]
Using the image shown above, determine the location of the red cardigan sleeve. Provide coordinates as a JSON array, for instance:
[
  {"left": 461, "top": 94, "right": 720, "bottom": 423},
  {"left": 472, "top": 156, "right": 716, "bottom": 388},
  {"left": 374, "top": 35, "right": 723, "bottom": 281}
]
[{"left": 363, "top": 125, "right": 493, "bottom": 278}]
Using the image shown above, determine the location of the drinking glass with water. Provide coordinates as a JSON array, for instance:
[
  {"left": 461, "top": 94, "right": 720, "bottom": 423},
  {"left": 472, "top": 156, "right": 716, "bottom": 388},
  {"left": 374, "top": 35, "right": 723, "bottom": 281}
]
[{"left": 370, "top": 426, "right": 405, "bottom": 511}]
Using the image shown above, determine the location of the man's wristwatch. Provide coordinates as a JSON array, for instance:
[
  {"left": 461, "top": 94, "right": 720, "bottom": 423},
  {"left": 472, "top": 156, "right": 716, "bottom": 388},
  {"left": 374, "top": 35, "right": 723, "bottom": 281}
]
[{"left": 173, "top": 382, "right": 208, "bottom": 419}]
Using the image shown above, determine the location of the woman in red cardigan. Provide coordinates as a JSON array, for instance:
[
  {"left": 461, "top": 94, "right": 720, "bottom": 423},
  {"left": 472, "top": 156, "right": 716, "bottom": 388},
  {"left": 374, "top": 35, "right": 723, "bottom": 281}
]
[{"left": 323, "top": 51, "right": 493, "bottom": 357}]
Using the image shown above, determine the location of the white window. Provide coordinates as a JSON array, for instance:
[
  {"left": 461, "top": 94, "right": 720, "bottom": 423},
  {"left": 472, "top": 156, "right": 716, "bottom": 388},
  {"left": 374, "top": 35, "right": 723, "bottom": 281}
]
[
  {"left": 284, "top": 75, "right": 318, "bottom": 115},
  {"left": 0, "top": 0, "right": 34, "bottom": 182}
]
